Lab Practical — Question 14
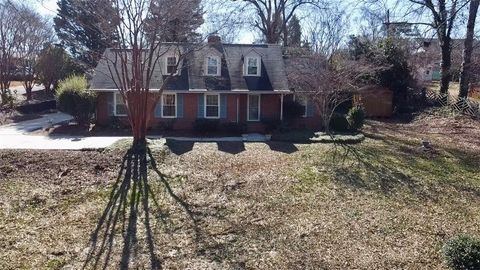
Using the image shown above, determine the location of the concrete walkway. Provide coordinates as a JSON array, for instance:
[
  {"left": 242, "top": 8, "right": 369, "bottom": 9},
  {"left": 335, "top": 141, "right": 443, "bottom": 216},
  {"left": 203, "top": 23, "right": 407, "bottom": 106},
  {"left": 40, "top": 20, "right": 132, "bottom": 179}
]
[
  {"left": 0, "top": 112, "right": 73, "bottom": 135},
  {"left": 0, "top": 112, "right": 269, "bottom": 150},
  {"left": 0, "top": 112, "right": 127, "bottom": 150}
]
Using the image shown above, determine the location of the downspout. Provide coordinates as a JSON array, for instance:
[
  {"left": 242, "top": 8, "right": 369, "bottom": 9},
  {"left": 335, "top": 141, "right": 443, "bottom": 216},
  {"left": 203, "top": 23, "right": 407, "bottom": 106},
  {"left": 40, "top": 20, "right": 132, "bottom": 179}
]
[
  {"left": 280, "top": 94, "right": 284, "bottom": 122},
  {"left": 236, "top": 95, "right": 240, "bottom": 123}
]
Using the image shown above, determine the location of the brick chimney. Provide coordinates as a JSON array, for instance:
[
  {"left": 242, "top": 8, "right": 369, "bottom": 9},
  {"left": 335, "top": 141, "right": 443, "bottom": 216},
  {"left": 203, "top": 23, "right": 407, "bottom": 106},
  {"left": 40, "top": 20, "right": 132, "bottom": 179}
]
[{"left": 208, "top": 34, "right": 222, "bottom": 44}]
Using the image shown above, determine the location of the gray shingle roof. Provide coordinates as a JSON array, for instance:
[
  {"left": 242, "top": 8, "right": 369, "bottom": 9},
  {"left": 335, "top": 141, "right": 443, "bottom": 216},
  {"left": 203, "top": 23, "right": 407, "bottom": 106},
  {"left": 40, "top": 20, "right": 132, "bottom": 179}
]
[{"left": 89, "top": 43, "right": 290, "bottom": 92}]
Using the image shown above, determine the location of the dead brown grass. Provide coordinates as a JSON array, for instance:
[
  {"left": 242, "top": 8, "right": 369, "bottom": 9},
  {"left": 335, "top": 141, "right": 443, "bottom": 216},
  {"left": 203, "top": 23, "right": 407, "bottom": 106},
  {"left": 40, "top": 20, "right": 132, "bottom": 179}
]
[{"left": 0, "top": 112, "right": 479, "bottom": 269}]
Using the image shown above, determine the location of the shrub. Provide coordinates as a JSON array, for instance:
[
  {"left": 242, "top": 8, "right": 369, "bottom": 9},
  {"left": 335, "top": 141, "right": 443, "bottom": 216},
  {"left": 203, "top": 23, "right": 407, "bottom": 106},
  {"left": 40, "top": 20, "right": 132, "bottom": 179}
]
[
  {"left": 220, "top": 122, "right": 247, "bottom": 135},
  {"left": 443, "top": 235, "right": 480, "bottom": 270},
  {"left": 283, "top": 100, "right": 305, "bottom": 120},
  {"left": 0, "top": 90, "right": 15, "bottom": 107},
  {"left": 56, "top": 75, "right": 96, "bottom": 125},
  {"left": 261, "top": 118, "right": 282, "bottom": 133},
  {"left": 347, "top": 106, "right": 365, "bottom": 131},
  {"left": 193, "top": 119, "right": 219, "bottom": 133},
  {"left": 329, "top": 113, "right": 351, "bottom": 133}
]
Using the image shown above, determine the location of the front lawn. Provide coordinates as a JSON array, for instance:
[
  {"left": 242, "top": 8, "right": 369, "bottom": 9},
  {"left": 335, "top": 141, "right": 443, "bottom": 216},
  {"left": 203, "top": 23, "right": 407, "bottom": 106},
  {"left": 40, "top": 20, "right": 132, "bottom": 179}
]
[{"left": 0, "top": 111, "right": 479, "bottom": 269}]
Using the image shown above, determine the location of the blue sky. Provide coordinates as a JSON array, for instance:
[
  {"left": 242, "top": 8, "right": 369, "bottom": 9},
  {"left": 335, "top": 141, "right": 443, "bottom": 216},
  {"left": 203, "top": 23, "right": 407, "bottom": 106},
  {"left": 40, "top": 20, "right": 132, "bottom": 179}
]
[{"left": 32, "top": 0, "right": 473, "bottom": 44}]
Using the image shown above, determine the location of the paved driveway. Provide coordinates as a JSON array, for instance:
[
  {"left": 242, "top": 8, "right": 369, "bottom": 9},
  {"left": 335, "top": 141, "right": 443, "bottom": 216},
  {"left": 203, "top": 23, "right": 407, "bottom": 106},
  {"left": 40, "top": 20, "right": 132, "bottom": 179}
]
[{"left": 0, "top": 112, "right": 127, "bottom": 150}]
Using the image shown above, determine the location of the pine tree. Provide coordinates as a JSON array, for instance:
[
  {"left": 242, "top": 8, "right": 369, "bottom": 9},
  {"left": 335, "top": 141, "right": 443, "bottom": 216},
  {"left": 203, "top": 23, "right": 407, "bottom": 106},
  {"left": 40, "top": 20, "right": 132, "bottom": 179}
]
[
  {"left": 148, "top": 0, "right": 204, "bottom": 42},
  {"left": 53, "top": 0, "right": 117, "bottom": 68},
  {"left": 287, "top": 15, "right": 302, "bottom": 47}
]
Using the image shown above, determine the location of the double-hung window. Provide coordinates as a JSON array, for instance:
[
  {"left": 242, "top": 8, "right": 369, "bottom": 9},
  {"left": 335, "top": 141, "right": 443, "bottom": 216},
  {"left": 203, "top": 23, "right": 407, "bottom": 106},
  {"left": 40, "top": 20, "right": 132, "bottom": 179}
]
[
  {"left": 114, "top": 92, "right": 127, "bottom": 116},
  {"left": 162, "top": 94, "right": 176, "bottom": 118},
  {"left": 205, "top": 94, "right": 220, "bottom": 118},
  {"left": 245, "top": 57, "right": 260, "bottom": 76},
  {"left": 166, "top": 56, "right": 178, "bottom": 75},
  {"left": 248, "top": 94, "right": 260, "bottom": 121},
  {"left": 206, "top": 56, "right": 220, "bottom": 76}
]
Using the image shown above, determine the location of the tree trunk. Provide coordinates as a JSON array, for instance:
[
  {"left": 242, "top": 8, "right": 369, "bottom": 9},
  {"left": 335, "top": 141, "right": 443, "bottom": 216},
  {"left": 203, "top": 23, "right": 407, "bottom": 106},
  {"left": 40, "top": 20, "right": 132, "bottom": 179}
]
[
  {"left": 25, "top": 87, "right": 32, "bottom": 101},
  {"left": 282, "top": 7, "right": 288, "bottom": 47},
  {"left": 440, "top": 38, "right": 452, "bottom": 95},
  {"left": 459, "top": 0, "right": 480, "bottom": 98}
]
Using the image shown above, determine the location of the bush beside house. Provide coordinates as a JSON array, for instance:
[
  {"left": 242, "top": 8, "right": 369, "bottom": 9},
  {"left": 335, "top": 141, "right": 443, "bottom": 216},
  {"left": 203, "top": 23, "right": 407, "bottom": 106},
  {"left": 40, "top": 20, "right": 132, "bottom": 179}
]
[{"left": 56, "top": 76, "right": 96, "bottom": 126}]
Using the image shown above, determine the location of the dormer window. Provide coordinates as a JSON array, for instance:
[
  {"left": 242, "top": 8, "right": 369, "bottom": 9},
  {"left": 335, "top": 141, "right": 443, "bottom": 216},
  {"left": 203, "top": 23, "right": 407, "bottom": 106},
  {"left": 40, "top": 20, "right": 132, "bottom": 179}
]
[
  {"left": 166, "top": 56, "right": 178, "bottom": 75},
  {"left": 206, "top": 56, "right": 221, "bottom": 76},
  {"left": 245, "top": 56, "right": 261, "bottom": 76}
]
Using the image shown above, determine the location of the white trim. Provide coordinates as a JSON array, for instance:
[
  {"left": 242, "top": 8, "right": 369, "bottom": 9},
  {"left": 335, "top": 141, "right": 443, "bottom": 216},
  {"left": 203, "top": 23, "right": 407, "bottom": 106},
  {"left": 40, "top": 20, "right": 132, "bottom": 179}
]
[
  {"left": 204, "top": 93, "right": 220, "bottom": 119},
  {"left": 205, "top": 56, "right": 221, "bottom": 76},
  {"left": 189, "top": 89, "right": 208, "bottom": 92},
  {"left": 244, "top": 56, "right": 261, "bottom": 77},
  {"left": 161, "top": 93, "right": 177, "bottom": 118},
  {"left": 91, "top": 89, "right": 293, "bottom": 94},
  {"left": 247, "top": 94, "right": 261, "bottom": 122},
  {"left": 113, "top": 92, "right": 127, "bottom": 116}
]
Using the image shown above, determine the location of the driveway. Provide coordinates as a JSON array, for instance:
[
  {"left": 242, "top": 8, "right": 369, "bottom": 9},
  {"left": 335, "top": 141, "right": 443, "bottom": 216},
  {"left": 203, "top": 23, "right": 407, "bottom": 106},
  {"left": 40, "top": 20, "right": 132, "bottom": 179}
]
[
  {"left": 9, "top": 84, "right": 44, "bottom": 95},
  {"left": 0, "top": 112, "right": 128, "bottom": 150},
  {"left": 0, "top": 112, "right": 269, "bottom": 150}
]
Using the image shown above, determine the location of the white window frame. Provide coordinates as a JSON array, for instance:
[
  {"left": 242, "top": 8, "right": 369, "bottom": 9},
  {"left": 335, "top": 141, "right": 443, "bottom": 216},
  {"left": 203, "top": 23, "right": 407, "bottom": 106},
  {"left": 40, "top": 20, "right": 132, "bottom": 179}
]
[
  {"left": 244, "top": 56, "right": 261, "bottom": 76},
  {"left": 165, "top": 55, "right": 179, "bottom": 75},
  {"left": 247, "top": 94, "right": 261, "bottom": 121},
  {"left": 204, "top": 93, "right": 220, "bottom": 119},
  {"left": 161, "top": 93, "right": 177, "bottom": 118},
  {"left": 294, "top": 95, "right": 308, "bottom": 117},
  {"left": 206, "top": 56, "right": 221, "bottom": 76},
  {"left": 114, "top": 92, "right": 128, "bottom": 116}
]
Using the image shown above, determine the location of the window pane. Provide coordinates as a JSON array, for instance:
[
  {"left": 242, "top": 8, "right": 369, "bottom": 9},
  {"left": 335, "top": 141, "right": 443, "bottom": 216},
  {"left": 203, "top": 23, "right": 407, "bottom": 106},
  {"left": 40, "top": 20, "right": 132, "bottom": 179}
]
[
  {"left": 167, "top": 57, "right": 176, "bottom": 65},
  {"left": 207, "top": 63, "right": 218, "bottom": 75},
  {"left": 167, "top": 57, "right": 177, "bottom": 74},
  {"left": 115, "top": 93, "right": 127, "bottom": 115},
  {"left": 206, "top": 106, "right": 219, "bottom": 117},
  {"left": 207, "top": 57, "right": 218, "bottom": 75},
  {"left": 206, "top": 95, "right": 218, "bottom": 105},
  {"left": 208, "top": 57, "right": 217, "bottom": 67},
  {"left": 248, "top": 95, "right": 260, "bottom": 120},
  {"left": 248, "top": 66, "right": 258, "bottom": 75},
  {"left": 116, "top": 93, "right": 125, "bottom": 105},
  {"left": 116, "top": 104, "right": 127, "bottom": 115},
  {"left": 163, "top": 94, "right": 176, "bottom": 105},
  {"left": 163, "top": 105, "right": 176, "bottom": 117},
  {"left": 248, "top": 58, "right": 257, "bottom": 67}
]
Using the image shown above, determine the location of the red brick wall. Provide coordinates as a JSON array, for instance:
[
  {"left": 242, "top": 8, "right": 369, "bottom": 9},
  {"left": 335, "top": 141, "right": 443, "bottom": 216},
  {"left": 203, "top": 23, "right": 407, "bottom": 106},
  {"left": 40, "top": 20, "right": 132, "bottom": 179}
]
[
  {"left": 96, "top": 92, "right": 321, "bottom": 132},
  {"left": 96, "top": 92, "right": 110, "bottom": 125}
]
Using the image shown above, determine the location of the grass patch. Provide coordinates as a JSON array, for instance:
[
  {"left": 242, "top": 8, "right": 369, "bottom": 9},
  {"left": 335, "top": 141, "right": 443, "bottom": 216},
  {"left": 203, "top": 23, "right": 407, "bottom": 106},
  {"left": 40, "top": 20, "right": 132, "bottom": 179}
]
[{"left": 1, "top": 113, "right": 480, "bottom": 269}]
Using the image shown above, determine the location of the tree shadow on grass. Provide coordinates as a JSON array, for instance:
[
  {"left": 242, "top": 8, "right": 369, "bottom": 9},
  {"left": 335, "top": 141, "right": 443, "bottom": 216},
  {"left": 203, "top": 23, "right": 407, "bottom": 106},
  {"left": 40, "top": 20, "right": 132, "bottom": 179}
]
[
  {"left": 330, "top": 144, "right": 431, "bottom": 199},
  {"left": 217, "top": 141, "right": 246, "bottom": 155},
  {"left": 82, "top": 143, "right": 199, "bottom": 269},
  {"left": 266, "top": 141, "right": 299, "bottom": 154},
  {"left": 165, "top": 139, "right": 195, "bottom": 155}
]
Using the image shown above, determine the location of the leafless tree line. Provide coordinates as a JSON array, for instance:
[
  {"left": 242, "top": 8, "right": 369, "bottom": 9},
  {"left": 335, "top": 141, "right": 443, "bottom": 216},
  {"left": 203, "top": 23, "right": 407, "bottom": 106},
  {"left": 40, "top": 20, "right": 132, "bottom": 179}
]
[{"left": 0, "top": 0, "right": 53, "bottom": 103}]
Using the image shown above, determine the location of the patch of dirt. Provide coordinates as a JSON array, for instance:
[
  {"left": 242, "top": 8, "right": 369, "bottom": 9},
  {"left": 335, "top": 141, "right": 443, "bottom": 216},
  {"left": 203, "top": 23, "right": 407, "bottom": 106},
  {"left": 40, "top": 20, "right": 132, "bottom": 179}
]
[{"left": 365, "top": 108, "right": 480, "bottom": 153}]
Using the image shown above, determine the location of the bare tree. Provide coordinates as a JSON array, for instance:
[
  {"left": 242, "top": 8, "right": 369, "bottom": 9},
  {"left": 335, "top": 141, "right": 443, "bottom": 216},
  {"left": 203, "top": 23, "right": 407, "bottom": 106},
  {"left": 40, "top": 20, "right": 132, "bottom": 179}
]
[
  {"left": 287, "top": 53, "right": 381, "bottom": 134},
  {"left": 0, "top": 1, "right": 25, "bottom": 104},
  {"left": 233, "top": 0, "right": 325, "bottom": 46},
  {"left": 304, "top": 7, "right": 349, "bottom": 55},
  {"left": 16, "top": 5, "right": 53, "bottom": 100},
  {"left": 459, "top": 0, "right": 480, "bottom": 98},
  {"left": 404, "top": 0, "right": 470, "bottom": 95},
  {"left": 99, "top": 0, "right": 207, "bottom": 144}
]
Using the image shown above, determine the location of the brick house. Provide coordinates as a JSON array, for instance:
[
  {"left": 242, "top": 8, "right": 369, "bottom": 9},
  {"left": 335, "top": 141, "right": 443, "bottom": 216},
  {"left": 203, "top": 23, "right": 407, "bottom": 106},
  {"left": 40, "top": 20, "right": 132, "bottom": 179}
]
[{"left": 90, "top": 37, "right": 320, "bottom": 133}]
